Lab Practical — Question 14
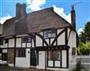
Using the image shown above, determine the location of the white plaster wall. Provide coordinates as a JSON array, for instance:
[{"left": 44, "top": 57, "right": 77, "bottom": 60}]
[
  {"left": 68, "top": 31, "right": 76, "bottom": 48},
  {"left": 68, "top": 30, "right": 77, "bottom": 68},
  {"left": 57, "top": 29, "right": 65, "bottom": 45},
  {"left": 38, "top": 51, "right": 45, "bottom": 69},
  {"left": 32, "top": 40, "right": 34, "bottom": 47},
  {"left": 62, "top": 50, "right": 67, "bottom": 67},
  {"left": 16, "top": 38, "right": 21, "bottom": 47},
  {"left": 3, "top": 43, "right": 8, "bottom": 48},
  {"left": 36, "top": 33, "right": 42, "bottom": 46},
  {"left": 9, "top": 39, "right": 14, "bottom": 47},
  {"left": 22, "top": 43, "right": 26, "bottom": 47},
  {"left": 50, "top": 38, "right": 54, "bottom": 45},
  {"left": 27, "top": 43, "right": 31, "bottom": 47},
  {"left": 2, "top": 49, "right": 7, "bottom": 53},
  {"left": 15, "top": 49, "right": 30, "bottom": 68}
]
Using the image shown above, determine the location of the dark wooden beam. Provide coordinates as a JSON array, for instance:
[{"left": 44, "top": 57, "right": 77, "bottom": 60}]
[
  {"left": 35, "top": 45, "right": 70, "bottom": 51},
  {"left": 35, "top": 33, "right": 48, "bottom": 46},
  {"left": 67, "top": 29, "right": 72, "bottom": 45},
  {"left": 65, "top": 28, "right": 68, "bottom": 46},
  {"left": 51, "top": 29, "right": 65, "bottom": 46},
  {"left": 13, "top": 36, "right": 16, "bottom": 67}
]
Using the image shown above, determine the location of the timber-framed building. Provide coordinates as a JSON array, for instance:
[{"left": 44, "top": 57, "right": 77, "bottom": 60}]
[{"left": 0, "top": 3, "right": 78, "bottom": 71}]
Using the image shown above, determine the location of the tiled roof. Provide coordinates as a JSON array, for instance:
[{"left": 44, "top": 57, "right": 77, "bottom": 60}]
[{"left": 2, "top": 7, "right": 72, "bottom": 36}]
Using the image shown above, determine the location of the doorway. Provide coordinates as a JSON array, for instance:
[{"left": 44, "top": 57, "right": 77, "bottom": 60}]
[{"left": 30, "top": 49, "right": 36, "bottom": 66}]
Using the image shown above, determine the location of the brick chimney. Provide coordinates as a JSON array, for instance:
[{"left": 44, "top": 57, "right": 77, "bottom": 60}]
[
  {"left": 16, "top": 3, "right": 26, "bottom": 18},
  {"left": 71, "top": 5, "right": 76, "bottom": 30}
]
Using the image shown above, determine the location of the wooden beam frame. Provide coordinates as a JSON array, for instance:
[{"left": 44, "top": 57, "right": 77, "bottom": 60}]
[
  {"left": 51, "top": 29, "right": 66, "bottom": 46},
  {"left": 35, "top": 33, "right": 48, "bottom": 46}
]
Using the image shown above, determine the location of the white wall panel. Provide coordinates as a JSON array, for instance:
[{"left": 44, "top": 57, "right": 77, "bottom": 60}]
[
  {"left": 9, "top": 39, "right": 14, "bottom": 47},
  {"left": 15, "top": 49, "right": 30, "bottom": 68},
  {"left": 57, "top": 31, "right": 65, "bottom": 45},
  {"left": 62, "top": 50, "right": 67, "bottom": 67},
  {"left": 36, "top": 36, "right": 42, "bottom": 46},
  {"left": 22, "top": 43, "right": 26, "bottom": 47},
  {"left": 27, "top": 43, "right": 31, "bottom": 47},
  {"left": 68, "top": 31, "right": 76, "bottom": 48},
  {"left": 16, "top": 38, "right": 21, "bottom": 47},
  {"left": 38, "top": 51, "right": 45, "bottom": 69}
]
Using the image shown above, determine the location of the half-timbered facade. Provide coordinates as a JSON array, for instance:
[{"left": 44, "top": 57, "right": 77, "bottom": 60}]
[{"left": 0, "top": 3, "right": 78, "bottom": 71}]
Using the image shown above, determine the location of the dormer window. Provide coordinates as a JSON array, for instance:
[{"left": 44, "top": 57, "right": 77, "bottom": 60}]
[{"left": 44, "top": 29, "right": 56, "bottom": 39}]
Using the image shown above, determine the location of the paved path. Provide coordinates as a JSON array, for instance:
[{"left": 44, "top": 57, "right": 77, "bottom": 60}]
[{"left": 0, "top": 65, "right": 53, "bottom": 71}]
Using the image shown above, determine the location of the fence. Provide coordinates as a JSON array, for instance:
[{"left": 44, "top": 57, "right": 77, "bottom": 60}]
[{"left": 76, "top": 55, "right": 90, "bottom": 70}]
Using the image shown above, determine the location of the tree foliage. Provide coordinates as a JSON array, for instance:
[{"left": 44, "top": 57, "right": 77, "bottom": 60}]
[
  {"left": 78, "top": 21, "right": 90, "bottom": 55},
  {"left": 84, "top": 22, "right": 90, "bottom": 37},
  {"left": 79, "top": 21, "right": 90, "bottom": 43}
]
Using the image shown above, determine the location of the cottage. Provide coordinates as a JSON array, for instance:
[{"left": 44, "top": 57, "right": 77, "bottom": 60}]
[{"left": 0, "top": 3, "right": 78, "bottom": 71}]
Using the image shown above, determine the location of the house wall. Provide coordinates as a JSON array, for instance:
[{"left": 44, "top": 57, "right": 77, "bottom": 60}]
[
  {"left": 37, "top": 51, "right": 45, "bottom": 69},
  {"left": 16, "top": 38, "right": 21, "bottom": 47},
  {"left": 36, "top": 33, "right": 43, "bottom": 46},
  {"left": 9, "top": 39, "right": 14, "bottom": 47},
  {"left": 62, "top": 50, "right": 67, "bottom": 67},
  {"left": 57, "top": 29, "right": 65, "bottom": 45},
  {"left": 8, "top": 48, "right": 14, "bottom": 66},
  {"left": 68, "top": 30, "right": 77, "bottom": 68},
  {"left": 15, "top": 49, "right": 30, "bottom": 68}
]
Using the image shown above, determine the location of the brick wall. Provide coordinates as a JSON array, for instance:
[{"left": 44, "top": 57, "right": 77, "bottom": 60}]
[{"left": 7, "top": 49, "right": 14, "bottom": 64}]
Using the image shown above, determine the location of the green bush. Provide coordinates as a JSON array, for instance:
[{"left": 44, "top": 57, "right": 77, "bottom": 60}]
[{"left": 77, "top": 42, "right": 90, "bottom": 55}]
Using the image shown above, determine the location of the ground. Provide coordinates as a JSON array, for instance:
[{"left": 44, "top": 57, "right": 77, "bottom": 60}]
[{"left": 0, "top": 65, "right": 54, "bottom": 71}]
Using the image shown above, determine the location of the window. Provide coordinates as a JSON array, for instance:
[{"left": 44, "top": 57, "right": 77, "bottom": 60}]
[
  {"left": 0, "top": 38, "right": 3, "bottom": 45},
  {"left": 22, "top": 37, "right": 31, "bottom": 43},
  {"left": 2, "top": 53, "right": 7, "bottom": 61},
  {"left": 47, "top": 51, "right": 61, "bottom": 67},
  {"left": 44, "top": 29, "right": 56, "bottom": 39},
  {"left": 16, "top": 49, "right": 26, "bottom": 57},
  {"left": 5, "top": 39, "right": 8, "bottom": 43},
  {"left": 48, "top": 51, "right": 60, "bottom": 60},
  {"left": 72, "top": 48, "right": 76, "bottom": 55}
]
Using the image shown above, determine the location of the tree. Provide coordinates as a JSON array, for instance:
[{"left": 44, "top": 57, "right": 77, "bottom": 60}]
[
  {"left": 84, "top": 22, "right": 90, "bottom": 38},
  {"left": 79, "top": 21, "right": 90, "bottom": 43}
]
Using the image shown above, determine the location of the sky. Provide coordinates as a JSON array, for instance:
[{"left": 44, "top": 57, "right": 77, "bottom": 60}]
[{"left": 0, "top": 0, "right": 90, "bottom": 34}]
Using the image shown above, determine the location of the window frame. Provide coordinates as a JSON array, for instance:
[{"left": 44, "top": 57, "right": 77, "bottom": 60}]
[
  {"left": 22, "top": 37, "right": 32, "bottom": 43},
  {"left": 43, "top": 29, "right": 56, "bottom": 39},
  {"left": 16, "top": 48, "right": 26, "bottom": 57}
]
